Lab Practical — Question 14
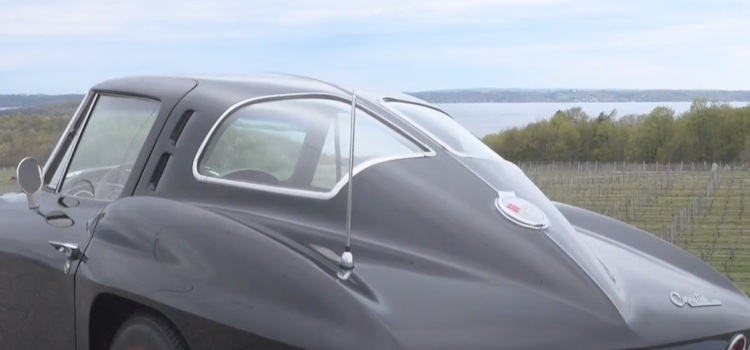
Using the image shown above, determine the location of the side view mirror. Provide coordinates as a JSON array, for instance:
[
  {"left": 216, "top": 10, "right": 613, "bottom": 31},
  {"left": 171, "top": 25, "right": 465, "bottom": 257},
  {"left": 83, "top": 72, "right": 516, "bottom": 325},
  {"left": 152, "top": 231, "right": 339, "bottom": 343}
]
[
  {"left": 16, "top": 157, "right": 43, "bottom": 210},
  {"left": 16, "top": 157, "right": 76, "bottom": 228}
]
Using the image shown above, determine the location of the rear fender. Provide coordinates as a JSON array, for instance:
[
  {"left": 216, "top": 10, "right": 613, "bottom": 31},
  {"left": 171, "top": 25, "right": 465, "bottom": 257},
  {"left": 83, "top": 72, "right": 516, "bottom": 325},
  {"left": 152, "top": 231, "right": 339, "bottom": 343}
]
[
  {"left": 553, "top": 201, "right": 744, "bottom": 295},
  {"left": 75, "top": 196, "right": 395, "bottom": 350}
]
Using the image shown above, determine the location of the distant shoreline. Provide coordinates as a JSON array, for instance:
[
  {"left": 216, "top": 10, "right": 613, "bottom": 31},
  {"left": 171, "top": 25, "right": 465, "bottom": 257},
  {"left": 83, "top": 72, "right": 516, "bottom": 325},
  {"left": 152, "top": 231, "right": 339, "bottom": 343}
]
[
  {"left": 3, "top": 89, "right": 750, "bottom": 107},
  {"left": 435, "top": 100, "right": 750, "bottom": 104},
  {"left": 408, "top": 89, "right": 750, "bottom": 104},
  {"left": 7, "top": 101, "right": 750, "bottom": 109}
]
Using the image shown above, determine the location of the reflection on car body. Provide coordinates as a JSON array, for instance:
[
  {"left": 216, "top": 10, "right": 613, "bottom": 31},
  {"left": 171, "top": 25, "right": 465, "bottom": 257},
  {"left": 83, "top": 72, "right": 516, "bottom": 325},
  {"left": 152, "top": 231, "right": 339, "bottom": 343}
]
[{"left": 1, "top": 73, "right": 749, "bottom": 350}]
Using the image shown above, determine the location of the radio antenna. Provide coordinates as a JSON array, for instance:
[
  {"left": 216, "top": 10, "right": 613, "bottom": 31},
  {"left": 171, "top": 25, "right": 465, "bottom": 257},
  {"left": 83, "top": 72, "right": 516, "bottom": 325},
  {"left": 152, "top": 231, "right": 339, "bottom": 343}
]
[{"left": 337, "top": 90, "right": 357, "bottom": 281}]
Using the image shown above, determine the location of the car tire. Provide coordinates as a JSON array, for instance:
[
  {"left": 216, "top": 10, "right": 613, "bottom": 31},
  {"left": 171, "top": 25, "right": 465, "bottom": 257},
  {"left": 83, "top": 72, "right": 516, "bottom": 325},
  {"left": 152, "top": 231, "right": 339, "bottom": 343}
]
[{"left": 108, "top": 310, "right": 189, "bottom": 350}]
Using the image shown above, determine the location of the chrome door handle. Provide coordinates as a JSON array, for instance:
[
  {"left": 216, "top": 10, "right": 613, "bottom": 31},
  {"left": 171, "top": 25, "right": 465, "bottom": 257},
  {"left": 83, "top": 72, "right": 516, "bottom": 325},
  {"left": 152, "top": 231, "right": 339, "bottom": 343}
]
[
  {"left": 49, "top": 241, "right": 86, "bottom": 274},
  {"left": 49, "top": 241, "right": 81, "bottom": 259}
]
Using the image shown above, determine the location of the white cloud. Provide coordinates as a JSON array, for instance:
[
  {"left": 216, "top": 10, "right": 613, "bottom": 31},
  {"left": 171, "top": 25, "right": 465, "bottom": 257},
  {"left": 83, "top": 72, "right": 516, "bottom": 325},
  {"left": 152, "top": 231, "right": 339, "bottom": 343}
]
[
  {"left": 0, "top": 0, "right": 256, "bottom": 38},
  {"left": 0, "top": 0, "right": 596, "bottom": 39},
  {"left": 1, "top": 0, "right": 749, "bottom": 91},
  {"left": 272, "top": 0, "right": 572, "bottom": 25},
  {"left": 598, "top": 19, "right": 750, "bottom": 49}
]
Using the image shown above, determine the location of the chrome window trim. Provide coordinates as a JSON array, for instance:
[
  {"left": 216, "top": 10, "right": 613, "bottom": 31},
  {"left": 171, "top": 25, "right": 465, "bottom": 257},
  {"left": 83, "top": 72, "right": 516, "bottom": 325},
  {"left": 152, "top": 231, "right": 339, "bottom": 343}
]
[
  {"left": 192, "top": 92, "right": 436, "bottom": 200},
  {"left": 380, "top": 97, "right": 497, "bottom": 160},
  {"left": 53, "top": 93, "right": 100, "bottom": 192},
  {"left": 42, "top": 91, "right": 91, "bottom": 187}
]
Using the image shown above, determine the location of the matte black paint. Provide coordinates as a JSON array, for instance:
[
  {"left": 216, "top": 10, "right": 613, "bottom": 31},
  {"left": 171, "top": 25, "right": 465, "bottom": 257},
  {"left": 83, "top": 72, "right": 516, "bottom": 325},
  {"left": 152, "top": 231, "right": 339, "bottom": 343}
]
[{"left": 1, "top": 73, "right": 749, "bottom": 350}]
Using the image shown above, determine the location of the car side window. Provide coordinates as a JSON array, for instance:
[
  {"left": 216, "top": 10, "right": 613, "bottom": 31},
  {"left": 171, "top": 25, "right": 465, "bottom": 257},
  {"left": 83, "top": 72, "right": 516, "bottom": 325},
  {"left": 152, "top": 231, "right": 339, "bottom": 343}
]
[
  {"left": 198, "top": 98, "right": 425, "bottom": 193},
  {"left": 385, "top": 100, "right": 500, "bottom": 159},
  {"left": 311, "top": 109, "right": 424, "bottom": 190},
  {"left": 56, "top": 95, "right": 160, "bottom": 201},
  {"left": 203, "top": 117, "right": 306, "bottom": 182}
]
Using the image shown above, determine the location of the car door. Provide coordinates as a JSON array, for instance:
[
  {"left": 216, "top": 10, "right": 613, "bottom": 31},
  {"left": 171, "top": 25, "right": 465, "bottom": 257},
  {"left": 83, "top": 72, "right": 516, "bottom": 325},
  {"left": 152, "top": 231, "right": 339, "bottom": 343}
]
[{"left": 0, "top": 92, "right": 165, "bottom": 350}]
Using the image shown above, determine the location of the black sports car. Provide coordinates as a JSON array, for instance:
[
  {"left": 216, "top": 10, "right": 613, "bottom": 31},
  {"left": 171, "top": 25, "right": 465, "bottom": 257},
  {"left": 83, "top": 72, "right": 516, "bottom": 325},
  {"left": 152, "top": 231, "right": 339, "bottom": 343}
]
[{"left": 2, "top": 73, "right": 749, "bottom": 350}]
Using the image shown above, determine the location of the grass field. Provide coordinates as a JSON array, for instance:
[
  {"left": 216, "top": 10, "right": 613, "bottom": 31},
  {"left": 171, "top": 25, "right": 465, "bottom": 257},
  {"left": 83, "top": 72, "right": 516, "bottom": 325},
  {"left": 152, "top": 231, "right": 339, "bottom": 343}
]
[
  {"left": 2, "top": 162, "right": 749, "bottom": 294},
  {"left": 0, "top": 167, "right": 15, "bottom": 194}
]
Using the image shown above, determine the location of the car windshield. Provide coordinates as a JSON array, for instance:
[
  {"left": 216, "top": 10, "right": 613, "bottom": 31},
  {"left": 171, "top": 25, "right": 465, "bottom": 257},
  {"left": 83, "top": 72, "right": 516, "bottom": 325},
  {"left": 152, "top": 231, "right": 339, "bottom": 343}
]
[{"left": 383, "top": 100, "right": 501, "bottom": 159}]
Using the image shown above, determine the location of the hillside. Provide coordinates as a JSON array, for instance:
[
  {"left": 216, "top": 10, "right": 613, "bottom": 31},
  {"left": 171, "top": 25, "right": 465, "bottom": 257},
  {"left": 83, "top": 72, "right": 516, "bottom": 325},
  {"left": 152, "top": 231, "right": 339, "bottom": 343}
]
[
  {"left": 0, "top": 94, "right": 84, "bottom": 108},
  {"left": 0, "top": 101, "right": 81, "bottom": 117}
]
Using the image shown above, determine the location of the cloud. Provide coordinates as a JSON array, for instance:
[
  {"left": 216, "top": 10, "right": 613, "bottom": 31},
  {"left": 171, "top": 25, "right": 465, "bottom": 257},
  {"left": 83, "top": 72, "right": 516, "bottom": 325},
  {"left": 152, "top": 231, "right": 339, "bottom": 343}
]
[{"left": 0, "top": 0, "right": 749, "bottom": 93}]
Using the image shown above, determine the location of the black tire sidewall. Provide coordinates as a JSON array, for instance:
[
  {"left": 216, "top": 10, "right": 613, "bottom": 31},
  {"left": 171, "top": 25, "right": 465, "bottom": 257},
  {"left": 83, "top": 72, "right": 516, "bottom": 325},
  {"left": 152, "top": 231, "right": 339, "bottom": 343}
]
[{"left": 109, "top": 313, "right": 182, "bottom": 350}]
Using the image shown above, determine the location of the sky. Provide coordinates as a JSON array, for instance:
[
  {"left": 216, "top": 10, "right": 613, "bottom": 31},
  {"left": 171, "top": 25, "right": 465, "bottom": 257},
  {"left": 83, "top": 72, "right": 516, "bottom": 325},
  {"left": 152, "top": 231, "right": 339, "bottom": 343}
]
[{"left": 1, "top": 0, "right": 749, "bottom": 94}]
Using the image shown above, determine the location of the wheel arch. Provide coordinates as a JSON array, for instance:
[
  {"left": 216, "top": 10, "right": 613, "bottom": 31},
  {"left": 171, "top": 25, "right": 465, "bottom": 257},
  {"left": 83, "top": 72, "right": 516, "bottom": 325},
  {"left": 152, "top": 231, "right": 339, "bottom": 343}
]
[
  {"left": 87, "top": 292, "right": 188, "bottom": 350},
  {"left": 74, "top": 196, "right": 193, "bottom": 350}
]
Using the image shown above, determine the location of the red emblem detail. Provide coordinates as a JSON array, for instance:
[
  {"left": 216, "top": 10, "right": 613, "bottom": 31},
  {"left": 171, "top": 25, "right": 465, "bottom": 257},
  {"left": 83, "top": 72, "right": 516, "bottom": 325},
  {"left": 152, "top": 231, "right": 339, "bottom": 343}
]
[{"left": 506, "top": 203, "right": 521, "bottom": 213}]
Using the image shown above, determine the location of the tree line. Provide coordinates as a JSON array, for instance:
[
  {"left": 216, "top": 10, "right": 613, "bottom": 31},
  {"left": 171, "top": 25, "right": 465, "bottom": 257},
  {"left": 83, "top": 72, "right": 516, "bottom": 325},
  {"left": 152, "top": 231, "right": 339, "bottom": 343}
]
[
  {"left": 2, "top": 99, "right": 750, "bottom": 169},
  {"left": 481, "top": 100, "right": 750, "bottom": 163}
]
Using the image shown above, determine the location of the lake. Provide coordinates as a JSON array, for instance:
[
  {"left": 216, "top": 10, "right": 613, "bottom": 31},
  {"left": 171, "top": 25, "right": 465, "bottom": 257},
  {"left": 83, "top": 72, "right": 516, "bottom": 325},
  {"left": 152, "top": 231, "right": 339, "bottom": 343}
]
[
  {"left": 2, "top": 101, "right": 748, "bottom": 138},
  {"left": 437, "top": 101, "right": 750, "bottom": 137}
]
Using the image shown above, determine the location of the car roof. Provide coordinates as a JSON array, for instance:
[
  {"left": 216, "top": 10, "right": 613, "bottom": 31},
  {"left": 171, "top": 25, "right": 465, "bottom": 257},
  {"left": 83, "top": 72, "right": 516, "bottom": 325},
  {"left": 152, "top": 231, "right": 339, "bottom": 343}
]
[{"left": 91, "top": 72, "right": 432, "bottom": 110}]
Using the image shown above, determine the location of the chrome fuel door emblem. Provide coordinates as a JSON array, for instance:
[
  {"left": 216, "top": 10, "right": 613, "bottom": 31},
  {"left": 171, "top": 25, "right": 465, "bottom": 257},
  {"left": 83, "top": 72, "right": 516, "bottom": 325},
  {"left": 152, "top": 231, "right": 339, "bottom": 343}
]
[
  {"left": 496, "top": 191, "right": 550, "bottom": 230},
  {"left": 670, "top": 291, "right": 722, "bottom": 308}
]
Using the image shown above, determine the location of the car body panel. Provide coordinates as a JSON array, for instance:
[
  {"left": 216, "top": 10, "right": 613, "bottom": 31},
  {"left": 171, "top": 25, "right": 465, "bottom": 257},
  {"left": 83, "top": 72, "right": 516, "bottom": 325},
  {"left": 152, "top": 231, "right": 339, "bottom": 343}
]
[
  {"left": 1, "top": 73, "right": 748, "bottom": 350},
  {"left": 0, "top": 76, "right": 196, "bottom": 350},
  {"left": 0, "top": 191, "right": 96, "bottom": 350},
  {"left": 78, "top": 153, "right": 750, "bottom": 350}
]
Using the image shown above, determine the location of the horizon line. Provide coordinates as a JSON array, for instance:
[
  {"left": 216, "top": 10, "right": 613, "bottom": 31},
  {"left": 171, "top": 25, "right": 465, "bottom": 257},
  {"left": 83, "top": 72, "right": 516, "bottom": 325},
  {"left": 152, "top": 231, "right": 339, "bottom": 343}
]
[{"left": 5, "top": 87, "right": 750, "bottom": 96}]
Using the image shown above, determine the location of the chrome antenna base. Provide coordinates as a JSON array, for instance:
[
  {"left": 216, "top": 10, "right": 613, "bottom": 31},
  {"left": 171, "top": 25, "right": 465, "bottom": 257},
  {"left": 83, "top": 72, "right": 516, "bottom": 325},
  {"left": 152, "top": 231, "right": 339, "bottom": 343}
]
[{"left": 337, "top": 250, "right": 355, "bottom": 281}]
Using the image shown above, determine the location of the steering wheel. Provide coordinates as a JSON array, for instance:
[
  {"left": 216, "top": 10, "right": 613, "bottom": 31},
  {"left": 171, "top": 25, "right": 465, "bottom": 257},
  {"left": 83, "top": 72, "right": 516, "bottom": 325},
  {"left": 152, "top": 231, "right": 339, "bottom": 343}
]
[
  {"left": 94, "top": 165, "right": 132, "bottom": 200},
  {"left": 220, "top": 168, "right": 280, "bottom": 185},
  {"left": 69, "top": 179, "right": 96, "bottom": 198}
]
